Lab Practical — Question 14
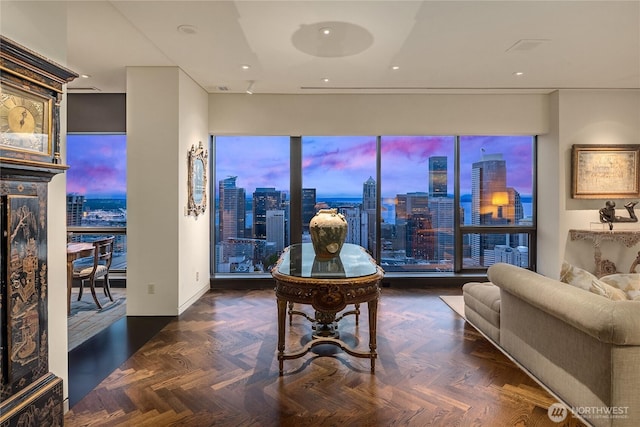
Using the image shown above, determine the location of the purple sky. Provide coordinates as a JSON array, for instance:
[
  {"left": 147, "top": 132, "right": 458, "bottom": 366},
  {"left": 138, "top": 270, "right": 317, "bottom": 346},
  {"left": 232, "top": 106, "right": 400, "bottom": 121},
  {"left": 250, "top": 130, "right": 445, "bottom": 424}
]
[
  {"left": 216, "top": 135, "right": 534, "bottom": 198},
  {"left": 65, "top": 134, "right": 533, "bottom": 200},
  {"left": 66, "top": 134, "right": 127, "bottom": 198}
]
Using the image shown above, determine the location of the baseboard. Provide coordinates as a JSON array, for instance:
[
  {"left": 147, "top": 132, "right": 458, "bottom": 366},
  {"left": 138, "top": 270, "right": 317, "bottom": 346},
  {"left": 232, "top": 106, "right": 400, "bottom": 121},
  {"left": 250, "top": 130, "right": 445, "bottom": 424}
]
[{"left": 178, "top": 283, "right": 210, "bottom": 315}]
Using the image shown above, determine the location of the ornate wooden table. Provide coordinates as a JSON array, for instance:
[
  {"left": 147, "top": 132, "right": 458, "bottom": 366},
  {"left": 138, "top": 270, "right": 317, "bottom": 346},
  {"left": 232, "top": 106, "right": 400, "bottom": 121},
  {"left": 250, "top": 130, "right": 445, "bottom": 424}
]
[{"left": 272, "top": 243, "right": 384, "bottom": 375}]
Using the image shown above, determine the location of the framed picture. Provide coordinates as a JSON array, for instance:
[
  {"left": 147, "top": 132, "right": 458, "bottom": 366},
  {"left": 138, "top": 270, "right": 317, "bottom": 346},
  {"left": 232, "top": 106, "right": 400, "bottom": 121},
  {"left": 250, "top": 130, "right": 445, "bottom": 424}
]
[
  {"left": 572, "top": 144, "right": 640, "bottom": 199},
  {"left": 187, "top": 141, "right": 208, "bottom": 216},
  {"left": 0, "top": 83, "right": 52, "bottom": 156}
]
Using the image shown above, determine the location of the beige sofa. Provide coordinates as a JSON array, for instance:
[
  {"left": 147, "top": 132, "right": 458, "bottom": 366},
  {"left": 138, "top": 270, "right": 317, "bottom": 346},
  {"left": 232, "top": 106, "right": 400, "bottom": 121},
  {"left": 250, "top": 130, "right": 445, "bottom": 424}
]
[{"left": 467, "top": 263, "right": 640, "bottom": 427}]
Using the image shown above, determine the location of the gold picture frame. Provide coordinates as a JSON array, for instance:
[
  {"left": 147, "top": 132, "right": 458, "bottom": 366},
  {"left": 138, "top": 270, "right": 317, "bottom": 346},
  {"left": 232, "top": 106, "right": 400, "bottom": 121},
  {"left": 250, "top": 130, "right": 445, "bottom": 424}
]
[
  {"left": 0, "top": 83, "right": 52, "bottom": 156},
  {"left": 571, "top": 144, "right": 640, "bottom": 199},
  {"left": 187, "top": 141, "right": 208, "bottom": 216}
]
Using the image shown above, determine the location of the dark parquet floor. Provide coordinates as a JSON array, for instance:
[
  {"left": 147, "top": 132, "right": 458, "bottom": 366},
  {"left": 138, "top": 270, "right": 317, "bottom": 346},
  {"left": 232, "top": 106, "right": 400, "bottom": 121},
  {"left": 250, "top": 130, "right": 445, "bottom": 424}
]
[{"left": 65, "top": 287, "right": 587, "bottom": 426}]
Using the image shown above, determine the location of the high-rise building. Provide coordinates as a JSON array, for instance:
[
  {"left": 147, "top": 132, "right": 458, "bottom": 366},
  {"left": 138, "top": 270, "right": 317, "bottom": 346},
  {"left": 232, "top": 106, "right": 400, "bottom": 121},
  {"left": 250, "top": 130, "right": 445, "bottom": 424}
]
[
  {"left": 338, "top": 206, "right": 363, "bottom": 246},
  {"left": 362, "top": 176, "right": 376, "bottom": 210},
  {"left": 362, "top": 176, "right": 377, "bottom": 254},
  {"left": 428, "top": 196, "right": 454, "bottom": 265},
  {"left": 218, "top": 176, "right": 246, "bottom": 242},
  {"left": 66, "top": 194, "right": 85, "bottom": 226},
  {"left": 395, "top": 192, "right": 432, "bottom": 259},
  {"left": 429, "top": 156, "right": 447, "bottom": 198},
  {"left": 253, "top": 187, "right": 283, "bottom": 239},
  {"left": 266, "top": 209, "right": 286, "bottom": 252},
  {"left": 302, "top": 188, "right": 317, "bottom": 232},
  {"left": 470, "top": 153, "right": 524, "bottom": 266}
]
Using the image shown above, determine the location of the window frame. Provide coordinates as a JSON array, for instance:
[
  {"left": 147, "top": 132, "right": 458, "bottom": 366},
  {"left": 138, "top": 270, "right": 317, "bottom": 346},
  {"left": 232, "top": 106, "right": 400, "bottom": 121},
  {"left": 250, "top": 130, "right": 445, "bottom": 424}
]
[{"left": 210, "top": 134, "right": 537, "bottom": 278}]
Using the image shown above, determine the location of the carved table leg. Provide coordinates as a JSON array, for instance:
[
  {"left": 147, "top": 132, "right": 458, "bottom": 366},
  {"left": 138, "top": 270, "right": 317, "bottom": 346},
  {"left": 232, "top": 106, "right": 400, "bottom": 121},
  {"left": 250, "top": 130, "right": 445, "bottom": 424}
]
[
  {"left": 367, "top": 298, "right": 378, "bottom": 373},
  {"left": 277, "top": 298, "right": 287, "bottom": 376}
]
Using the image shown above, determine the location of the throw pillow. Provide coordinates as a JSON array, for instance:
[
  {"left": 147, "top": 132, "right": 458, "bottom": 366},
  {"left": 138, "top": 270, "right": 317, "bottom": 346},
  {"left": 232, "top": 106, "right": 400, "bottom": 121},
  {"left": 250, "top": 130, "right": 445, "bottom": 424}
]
[
  {"left": 627, "top": 290, "right": 640, "bottom": 301},
  {"left": 599, "top": 273, "right": 640, "bottom": 293},
  {"left": 560, "top": 261, "right": 598, "bottom": 291},
  {"left": 589, "top": 278, "right": 629, "bottom": 301}
]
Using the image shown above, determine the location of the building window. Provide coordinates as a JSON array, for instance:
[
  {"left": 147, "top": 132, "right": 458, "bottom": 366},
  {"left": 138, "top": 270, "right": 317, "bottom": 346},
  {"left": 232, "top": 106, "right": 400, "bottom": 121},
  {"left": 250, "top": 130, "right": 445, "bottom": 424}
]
[
  {"left": 66, "top": 133, "right": 127, "bottom": 271},
  {"left": 212, "top": 135, "right": 536, "bottom": 276}
]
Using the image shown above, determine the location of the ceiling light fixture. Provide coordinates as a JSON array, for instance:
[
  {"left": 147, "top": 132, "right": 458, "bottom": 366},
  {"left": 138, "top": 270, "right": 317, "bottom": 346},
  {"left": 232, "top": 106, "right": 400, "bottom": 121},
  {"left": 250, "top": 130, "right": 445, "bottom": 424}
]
[
  {"left": 391, "top": 66, "right": 400, "bottom": 70},
  {"left": 241, "top": 64, "right": 250, "bottom": 70},
  {"left": 513, "top": 71, "right": 524, "bottom": 76},
  {"left": 322, "top": 78, "right": 330, "bottom": 83},
  {"left": 246, "top": 80, "right": 255, "bottom": 94},
  {"left": 320, "top": 27, "right": 331, "bottom": 35},
  {"left": 80, "top": 74, "right": 91, "bottom": 79}
]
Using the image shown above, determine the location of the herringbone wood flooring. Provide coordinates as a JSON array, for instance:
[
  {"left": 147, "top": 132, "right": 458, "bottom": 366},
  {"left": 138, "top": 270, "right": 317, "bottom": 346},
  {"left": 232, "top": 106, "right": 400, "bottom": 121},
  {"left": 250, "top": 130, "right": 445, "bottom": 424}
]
[{"left": 65, "top": 288, "right": 586, "bottom": 426}]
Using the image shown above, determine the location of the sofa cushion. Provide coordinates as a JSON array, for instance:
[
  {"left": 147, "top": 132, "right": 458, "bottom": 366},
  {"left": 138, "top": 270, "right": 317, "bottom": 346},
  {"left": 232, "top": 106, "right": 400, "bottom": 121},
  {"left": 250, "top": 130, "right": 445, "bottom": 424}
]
[
  {"left": 589, "top": 278, "right": 629, "bottom": 301},
  {"left": 600, "top": 273, "right": 640, "bottom": 300},
  {"left": 462, "top": 282, "right": 501, "bottom": 343},
  {"left": 559, "top": 261, "right": 598, "bottom": 291}
]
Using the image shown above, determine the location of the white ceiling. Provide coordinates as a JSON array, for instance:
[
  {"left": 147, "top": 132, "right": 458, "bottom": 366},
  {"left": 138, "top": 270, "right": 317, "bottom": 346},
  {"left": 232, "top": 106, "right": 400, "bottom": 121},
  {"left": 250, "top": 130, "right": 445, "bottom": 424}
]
[{"left": 64, "top": 0, "right": 640, "bottom": 95}]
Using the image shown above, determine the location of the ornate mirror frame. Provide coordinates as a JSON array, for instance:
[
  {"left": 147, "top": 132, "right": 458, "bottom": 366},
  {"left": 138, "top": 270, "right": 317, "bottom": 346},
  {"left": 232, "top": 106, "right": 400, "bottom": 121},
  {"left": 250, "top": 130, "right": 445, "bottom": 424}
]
[{"left": 187, "top": 141, "right": 208, "bottom": 216}]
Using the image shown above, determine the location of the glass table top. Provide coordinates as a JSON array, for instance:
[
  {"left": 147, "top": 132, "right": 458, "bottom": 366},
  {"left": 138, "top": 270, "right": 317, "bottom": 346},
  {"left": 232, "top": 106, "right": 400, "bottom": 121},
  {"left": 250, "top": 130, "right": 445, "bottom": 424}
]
[{"left": 275, "top": 243, "right": 378, "bottom": 279}]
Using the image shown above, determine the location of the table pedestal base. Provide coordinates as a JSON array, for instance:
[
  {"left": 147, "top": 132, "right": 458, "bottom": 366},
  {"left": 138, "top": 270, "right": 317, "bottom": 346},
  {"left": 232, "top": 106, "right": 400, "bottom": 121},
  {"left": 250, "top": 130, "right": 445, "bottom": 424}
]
[{"left": 277, "top": 298, "right": 378, "bottom": 376}]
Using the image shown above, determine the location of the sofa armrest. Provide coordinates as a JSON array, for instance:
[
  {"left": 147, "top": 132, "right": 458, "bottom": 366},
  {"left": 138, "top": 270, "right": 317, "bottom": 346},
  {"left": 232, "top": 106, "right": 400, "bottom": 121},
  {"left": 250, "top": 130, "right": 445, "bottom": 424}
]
[{"left": 488, "top": 263, "right": 640, "bottom": 345}]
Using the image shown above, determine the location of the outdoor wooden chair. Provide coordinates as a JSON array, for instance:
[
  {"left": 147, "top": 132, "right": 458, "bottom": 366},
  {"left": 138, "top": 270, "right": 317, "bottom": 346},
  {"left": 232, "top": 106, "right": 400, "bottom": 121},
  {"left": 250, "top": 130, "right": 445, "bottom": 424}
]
[{"left": 73, "top": 236, "right": 115, "bottom": 310}]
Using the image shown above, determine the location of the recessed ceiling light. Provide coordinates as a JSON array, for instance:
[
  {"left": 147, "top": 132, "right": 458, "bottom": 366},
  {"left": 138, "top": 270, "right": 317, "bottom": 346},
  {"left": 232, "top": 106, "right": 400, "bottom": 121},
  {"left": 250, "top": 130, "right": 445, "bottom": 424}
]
[
  {"left": 513, "top": 71, "right": 524, "bottom": 76},
  {"left": 391, "top": 66, "right": 400, "bottom": 70},
  {"left": 241, "top": 64, "right": 251, "bottom": 70},
  {"left": 320, "top": 27, "right": 331, "bottom": 35},
  {"left": 322, "top": 78, "right": 330, "bottom": 83},
  {"left": 80, "top": 74, "right": 91, "bottom": 79},
  {"left": 177, "top": 24, "right": 198, "bottom": 35}
]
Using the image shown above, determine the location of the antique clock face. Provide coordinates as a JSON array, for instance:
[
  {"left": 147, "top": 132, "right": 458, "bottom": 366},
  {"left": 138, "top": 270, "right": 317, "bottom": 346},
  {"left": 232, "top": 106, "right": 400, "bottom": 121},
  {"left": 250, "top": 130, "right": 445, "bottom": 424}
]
[{"left": 0, "top": 85, "right": 49, "bottom": 154}]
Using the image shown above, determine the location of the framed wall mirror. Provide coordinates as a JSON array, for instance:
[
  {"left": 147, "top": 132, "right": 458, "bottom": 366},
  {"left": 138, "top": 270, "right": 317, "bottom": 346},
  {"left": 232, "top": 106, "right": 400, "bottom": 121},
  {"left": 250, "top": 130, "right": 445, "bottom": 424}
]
[{"left": 187, "top": 141, "right": 207, "bottom": 216}]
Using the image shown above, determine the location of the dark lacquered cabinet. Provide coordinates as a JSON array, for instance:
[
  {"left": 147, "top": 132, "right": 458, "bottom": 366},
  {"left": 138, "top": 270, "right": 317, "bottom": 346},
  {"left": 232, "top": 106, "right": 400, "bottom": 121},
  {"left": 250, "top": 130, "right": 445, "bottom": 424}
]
[{"left": 1, "top": 36, "right": 77, "bottom": 426}]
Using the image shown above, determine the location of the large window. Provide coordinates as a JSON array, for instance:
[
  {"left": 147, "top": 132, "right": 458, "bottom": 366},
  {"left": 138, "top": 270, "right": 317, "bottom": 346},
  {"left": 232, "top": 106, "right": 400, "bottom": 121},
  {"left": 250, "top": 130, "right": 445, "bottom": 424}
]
[
  {"left": 212, "top": 135, "right": 536, "bottom": 276},
  {"left": 380, "top": 136, "right": 455, "bottom": 272},
  {"left": 214, "top": 136, "right": 290, "bottom": 273},
  {"left": 66, "top": 134, "right": 127, "bottom": 271},
  {"left": 459, "top": 136, "right": 535, "bottom": 270}
]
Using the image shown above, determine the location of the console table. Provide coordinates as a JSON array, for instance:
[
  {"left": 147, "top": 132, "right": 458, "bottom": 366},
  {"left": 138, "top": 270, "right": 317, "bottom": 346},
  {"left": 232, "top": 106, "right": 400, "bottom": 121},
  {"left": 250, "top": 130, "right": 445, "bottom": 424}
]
[
  {"left": 271, "top": 243, "right": 384, "bottom": 375},
  {"left": 569, "top": 229, "right": 640, "bottom": 277}
]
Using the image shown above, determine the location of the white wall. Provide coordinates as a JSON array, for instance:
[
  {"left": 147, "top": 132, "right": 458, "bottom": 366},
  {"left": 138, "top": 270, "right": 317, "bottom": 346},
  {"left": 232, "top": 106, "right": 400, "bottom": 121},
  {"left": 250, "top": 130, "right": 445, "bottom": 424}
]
[
  {"left": 127, "top": 67, "right": 210, "bottom": 316},
  {"left": 209, "top": 93, "right": 549, "bottom": 135},
  {"left": 178, "top": 71, "right": 210, "bottom": 312},
  {"left": 1, "top": 0, "right": 72, "bottom": 407},
  {"left": 557, "top": 90, "right": 640, "bottom": 275}
]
